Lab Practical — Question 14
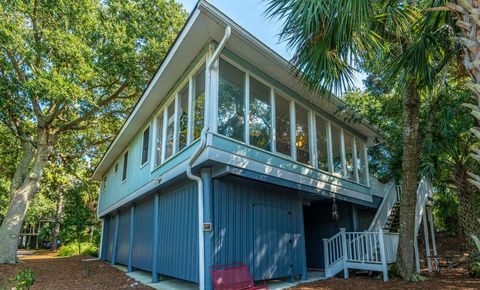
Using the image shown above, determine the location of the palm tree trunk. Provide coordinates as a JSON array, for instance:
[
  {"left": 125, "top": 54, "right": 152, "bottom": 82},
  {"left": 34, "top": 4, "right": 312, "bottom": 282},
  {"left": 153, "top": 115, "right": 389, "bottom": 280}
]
[{"left": 396, "top": 77, "right": 421, "bottom": 280}]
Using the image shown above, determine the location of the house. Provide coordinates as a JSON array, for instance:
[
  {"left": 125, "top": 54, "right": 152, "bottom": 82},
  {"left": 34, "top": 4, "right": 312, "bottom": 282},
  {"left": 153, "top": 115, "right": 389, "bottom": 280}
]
[{"left": 92, "top": 1, "right": 437, "bottom": 289}]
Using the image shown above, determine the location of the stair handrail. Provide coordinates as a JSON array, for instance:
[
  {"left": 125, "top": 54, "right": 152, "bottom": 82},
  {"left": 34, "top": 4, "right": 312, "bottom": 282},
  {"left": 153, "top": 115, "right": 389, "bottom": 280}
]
[
  {"left": 368, "top": 181, "right": 397, "bottom": 232},
  {"left": 323, "top": 229, "right": 345, "bottom": 271},
  {"left": 414, "top": 178, "right": 433, "bottom": 238}
]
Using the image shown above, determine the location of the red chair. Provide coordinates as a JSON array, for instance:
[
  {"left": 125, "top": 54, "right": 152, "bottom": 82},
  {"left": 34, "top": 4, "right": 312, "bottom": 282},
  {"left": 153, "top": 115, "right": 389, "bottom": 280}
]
[{"left": 210, "top": 262, "right": 268, "bottom": 290}]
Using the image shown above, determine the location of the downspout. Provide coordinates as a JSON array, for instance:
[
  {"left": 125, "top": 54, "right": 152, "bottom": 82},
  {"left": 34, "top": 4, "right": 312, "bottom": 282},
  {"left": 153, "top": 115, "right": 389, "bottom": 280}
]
[{"left": 187, "top": 26, "right": 231, "bottom": 290}]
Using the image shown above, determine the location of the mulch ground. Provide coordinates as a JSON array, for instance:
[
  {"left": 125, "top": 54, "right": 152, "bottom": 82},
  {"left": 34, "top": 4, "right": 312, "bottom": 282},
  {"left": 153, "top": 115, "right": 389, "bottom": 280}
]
[{"left": 0, "top": 254, "right": 153, "bottom": 290}]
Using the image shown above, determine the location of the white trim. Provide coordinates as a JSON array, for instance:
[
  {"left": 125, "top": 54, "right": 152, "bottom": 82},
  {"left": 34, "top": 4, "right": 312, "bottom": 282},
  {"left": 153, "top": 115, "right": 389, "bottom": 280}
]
[
  {"left": 173, "top": 95, "right": 179, "bottom": 154},
  {"left": 113, "top": 162, "right": 119, "bottom": 176},
  {"left": 310, "top": 111, "right": 317, "bottom": 168},
  {"left": 161, "top": 107, "right": 168, "bottom": 163},
  {"left": 290, "top": 100, "right": 296, "bottom": 160},
  {"left": 270, "top": 87, "right": 276, "bottom": 153},
  {"left": 121, "top": 149, "right": 129, "bottom": 182},
  {"left": 340, "top": 129, "right": 347, "bottom": 178},
  {"left": 327, "top": 122, "right": 334, "bottom": 173},
  {"left": 187, "top": 76, "right": 194, "bottom": 145},
  {"left": 141, "top": 126, "right": 151, "bottom": 167},
  {"left": 364, "top": 143, "right": 370, "bottom": 187},
  {"left": 245, "top": 71, "right": 250, "bottom": 144},
  {"left": 353, "top": 137, "right": 359, "bottom": 183}
]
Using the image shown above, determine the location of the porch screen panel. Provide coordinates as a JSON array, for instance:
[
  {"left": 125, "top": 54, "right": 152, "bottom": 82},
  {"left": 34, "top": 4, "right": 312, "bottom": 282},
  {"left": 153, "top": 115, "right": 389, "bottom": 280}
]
[
  {"left": 331, "top": 125, "right": 343, "bottom": 176},
  {"left": 295, "top": 105, "right": 310, "bottom": 165},
  {"left": 316, "top": 116, "right": 328, "bottom": 171},
  {"left": 178, "top": 85, "right": 189, "bottom": 151},
  {"left": 344, "top": 132, "right": 355, "bottom": 180},
  {"left": 249, "top": 77, "right": 271, "bottom": 151},
  {"left": 218, "top": 59, "right": 245, "bottom": 142},
  {"left": 193, "top": 67, "right": 205, "bottom": 140},
  {"left": 154, "top": 112, "right": 164, "bottom": 166},
  {"left": 165, "top": 101, "right": 175, "bottom": 159},
  {"left": 357, "top": 140, "right": 367, "bottom": 184},
  {"left": 275, "top": 94, "right": 291, "bottom": 156}
]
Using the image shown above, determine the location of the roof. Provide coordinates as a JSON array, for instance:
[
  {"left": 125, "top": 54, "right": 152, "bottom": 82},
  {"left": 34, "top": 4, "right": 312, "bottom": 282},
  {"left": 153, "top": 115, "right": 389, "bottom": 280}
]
[{"left": 91, "top": 0, "right": 382, "bottom": 180}]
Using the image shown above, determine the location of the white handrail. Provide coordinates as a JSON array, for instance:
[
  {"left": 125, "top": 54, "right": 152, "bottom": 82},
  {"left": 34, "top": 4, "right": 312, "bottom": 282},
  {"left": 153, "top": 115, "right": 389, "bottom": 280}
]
[{"left": 368, "top": 182, "right": 397, "bottom": 231}]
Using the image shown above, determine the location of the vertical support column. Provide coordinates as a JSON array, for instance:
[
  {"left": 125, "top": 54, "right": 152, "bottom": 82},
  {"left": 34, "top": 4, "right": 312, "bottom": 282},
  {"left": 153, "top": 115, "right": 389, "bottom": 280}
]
[
  {"left": 427, "top": 207, "right": 438, "bottom": 256},
  {"left": 290, "top": 101, "right": 297, "bottom": 160},
  {"left": 152, "top": 193, "right": 160, "bottom": 283},
  {"left": 200, "top": 168, "right": 213, "bottom": 290},
  {"left": 99, "top": 218, "right": 106, "bottom": 260},
  {"left": 244, "top": 72, "right": 250, "bottom": 145},
  {"left": 422, "top": 211, "right": 432, "bottom": 272},
  {"left": 414, "top": 237, "right": 420, "bottom": 273},
  {"left": 323, "top": 238, "right": 329, "bottom": 277},
  {"left": 111, "top": 213, "right": 119, "bottom": 265},
  {"left": 351, "top": 205, "right": 359, "bottom": 232},
  {"left": 340, "top": 129, "right": 347, "bottom": 178},
  {"left": 340, "top": 228, "right": 349, "bottom": 279},
  {"left": 299, "top": 200, "right": 308, "bottom": 281},
  {"left": 326, "top": 122, "right": 334, "bottom": 173},
  {"left": 127, "top": 204, "right": 135, "bottom": 273},
  {"left": 378, "top": 228, "right": 388, "bottom": 282}
]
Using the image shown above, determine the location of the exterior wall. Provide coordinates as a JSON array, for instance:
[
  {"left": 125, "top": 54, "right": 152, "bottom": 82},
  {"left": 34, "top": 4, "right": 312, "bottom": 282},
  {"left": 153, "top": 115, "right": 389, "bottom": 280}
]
[
  {"left": 213, "top": 176, "right": 307, "bottom": 281},
  {"left": 303, "top": 201, "right": 354, "bottom": 269},
  {"left": 100, "top": 181, "right": 199, "bottom": 283},
  {"left": 357, "top": 208, "right": 376, "bottom": 231}
]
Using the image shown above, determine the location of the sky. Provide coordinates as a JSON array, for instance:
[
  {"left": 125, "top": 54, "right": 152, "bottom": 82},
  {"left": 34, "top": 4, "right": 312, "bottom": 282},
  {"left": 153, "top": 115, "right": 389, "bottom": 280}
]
[{"left": 176, "top": 0, "right": 366, "bottom": 91}]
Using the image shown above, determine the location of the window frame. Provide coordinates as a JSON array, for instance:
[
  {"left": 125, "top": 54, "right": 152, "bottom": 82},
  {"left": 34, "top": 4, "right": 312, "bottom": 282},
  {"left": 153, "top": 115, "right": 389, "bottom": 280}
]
[
  {"left": 122, "top": 149, "right": 129, "bottom": 183},
  {"left": 141, "top": 126, "right": 150, "bottom": 167},
  {"left": 113, "top": 162, "right": 119, "bottom": 176}
]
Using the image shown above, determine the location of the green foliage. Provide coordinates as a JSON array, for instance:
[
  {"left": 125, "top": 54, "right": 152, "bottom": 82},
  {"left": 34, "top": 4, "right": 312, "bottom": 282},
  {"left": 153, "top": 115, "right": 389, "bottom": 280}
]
[
  {"left": 12, "top": 269, "right": 35, "bottom": 290},
  {"left": 469, "top": 234, "right": 480, "bottom": 278},
  {"left": 432, "top": 188, "right": 458, "bottom": 232},
  {"left": 57, "top": 242, "right": 98, "bottom": 257}
]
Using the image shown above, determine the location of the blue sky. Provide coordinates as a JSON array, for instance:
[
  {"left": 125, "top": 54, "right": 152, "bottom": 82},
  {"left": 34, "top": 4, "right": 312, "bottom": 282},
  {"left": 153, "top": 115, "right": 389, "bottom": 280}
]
[{"left": 177, "top": 0, "right": 366, "bottom": 90}]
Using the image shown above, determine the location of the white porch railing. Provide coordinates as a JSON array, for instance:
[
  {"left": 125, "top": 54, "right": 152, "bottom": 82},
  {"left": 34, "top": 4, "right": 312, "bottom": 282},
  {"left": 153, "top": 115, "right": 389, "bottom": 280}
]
[
  {"left": 368, "top": 182, "right": 401, "bottom": 232},
  {"left": 323, "top": 229, "right": 389, "bottom": 282}
]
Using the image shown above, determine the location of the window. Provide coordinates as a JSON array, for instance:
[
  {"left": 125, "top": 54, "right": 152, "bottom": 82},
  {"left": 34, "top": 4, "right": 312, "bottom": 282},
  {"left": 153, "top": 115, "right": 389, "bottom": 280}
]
[
  {"left": 295, "top": 105, "right": 310, "bottom": 165},
  {"left": 102, "top": 176, "right": 107, "bottom": 192},
  {"left": 165, "top": 101, "right": 175, "bottom": 159},
  {"left": 249, "top": 77, "right": 271, "bottom": 151},
  {"left": 178, "top": 85, "right": 189, "bottom": 151},
  {"left": 193, "top": 67, "right": 205, "bottom": 140},
  {"left": 141, "top": 126, "right": 150, "bottom": 165},
  {"left": 331, "top": 125, "right": 343, "bottom": 176},
  {"left": 344, "top": 132, "right": 355, "bottom": 180},
  {"left": 122, "top": 151, "right": 128, "bottom": 182},
  {"left": 275, "top": 94, "right": 291, "bottom": 156},
  {"left": 114, "top": 162, "right": 118, "bottom": 175},
  {"left": 218, "top": 59, "right": 245, "bottom": 142},
  {"left": 357, "top": 140, "right": 368, "bottom": 184},
  {"left": 154, "top": 112, "right": 164, "bottom": 167},
  {"left": 316, "top": 116, "right": 328, "bottom": 172}
]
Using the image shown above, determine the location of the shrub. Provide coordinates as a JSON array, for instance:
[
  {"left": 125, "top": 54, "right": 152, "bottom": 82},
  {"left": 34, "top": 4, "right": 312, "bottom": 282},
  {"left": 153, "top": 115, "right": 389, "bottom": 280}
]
[
  {"left": 12, "top": 269, "right": 35, "bottom": 290},
  {"left": 469, "top": 234, "right": 480, "bottom": 278},
  {"left": 57, "top": 242, "right": 98, "bottom": 257}
]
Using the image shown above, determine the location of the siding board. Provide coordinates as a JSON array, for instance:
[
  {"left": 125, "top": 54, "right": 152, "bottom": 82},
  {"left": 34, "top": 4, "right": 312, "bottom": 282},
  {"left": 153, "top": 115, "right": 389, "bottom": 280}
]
[
  {"left": 116, "top": 209, "right": 130, "bottom": 265},
  {"left": 132, "top": 198, "right": 154, "bottom": 271}
]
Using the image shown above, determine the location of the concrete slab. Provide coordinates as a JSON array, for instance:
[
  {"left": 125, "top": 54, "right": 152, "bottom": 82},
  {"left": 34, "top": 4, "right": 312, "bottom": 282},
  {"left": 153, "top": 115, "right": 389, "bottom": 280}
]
[{"left": 114, "top": 264, "right": 324, "bottom": 290}]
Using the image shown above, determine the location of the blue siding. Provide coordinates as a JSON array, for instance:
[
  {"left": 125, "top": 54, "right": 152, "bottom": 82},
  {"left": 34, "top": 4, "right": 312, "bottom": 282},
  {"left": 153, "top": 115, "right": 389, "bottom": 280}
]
[
  {"left": 303, "top": 201, "right": 354, "bottom": 269},
  {"left": 116, "top": 209, "right": 131, "bottom": 265},
  {"left": 105, "top": 215, "right": 115, "bottom": 261},
  {"left": 158, "top": 183, "right": 199, "bottom": 282},
  {"left": 213, "top": 177, "right": 306, "bottom": 281},
  {"left": 132, "top": 198, "right": 154, "bottom": 271}
]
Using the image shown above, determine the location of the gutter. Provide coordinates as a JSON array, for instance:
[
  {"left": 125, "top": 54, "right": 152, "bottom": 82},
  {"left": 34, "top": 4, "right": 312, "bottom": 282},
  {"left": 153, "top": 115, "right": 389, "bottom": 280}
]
[{"left": 186, "top": 25, "right": 231, "bottom": 290}]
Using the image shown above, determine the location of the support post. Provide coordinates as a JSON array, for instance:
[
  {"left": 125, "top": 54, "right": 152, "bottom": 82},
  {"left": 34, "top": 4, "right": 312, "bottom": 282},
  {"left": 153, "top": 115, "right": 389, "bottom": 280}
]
[
  {"left": 200, "top": 168, "right": 213, "bottom": 290},
  {"left": 340, "top": 228, "right": 349, "bottom": 279},
  {"left": 111, "top": 213, "right": 119, "bottom": 265},
  {"left": 99, "top": 219, "right": 106, "bottom": 260},
  {"left": 427, "top": 207, "right": 438, "bottom": 256},
  {"left": 422, "top": 211, "right": 432, "bottom": 272},
  {"left": 323, "top": 238, "right": 329, "bottom": 277},
  {"left": 299, "top": 201, "right": 308, "bottom": 281},
  {"left": 414, "top": 237, "right": 420, "bottom": 273},
  {"left": 127, "top": 204, "right": 135, "bottom": 272},
  {"left": 152, "top": 194, "right": 160, "bottom": 283},
  {"left": 378, "top": 228, "right": 388, "bottom": 282}
]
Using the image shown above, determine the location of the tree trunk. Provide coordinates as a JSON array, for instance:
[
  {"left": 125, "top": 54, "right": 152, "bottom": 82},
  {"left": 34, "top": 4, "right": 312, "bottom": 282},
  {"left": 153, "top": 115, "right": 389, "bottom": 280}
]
[
  {"left": 0, "top": 128, "right": 51, "bottom": 264},
  {"left": 396, "top": 77, "right": 421, "bottom": 280},
  {"left": 51, "top": 187, "right": 64, "bottom": 252}
]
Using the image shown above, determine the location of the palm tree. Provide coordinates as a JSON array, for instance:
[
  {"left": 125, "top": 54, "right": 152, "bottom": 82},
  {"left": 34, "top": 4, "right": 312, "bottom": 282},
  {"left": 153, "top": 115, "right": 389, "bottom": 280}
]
[{"left": 265, "top": 0, "right": 454, "bottom": 280}]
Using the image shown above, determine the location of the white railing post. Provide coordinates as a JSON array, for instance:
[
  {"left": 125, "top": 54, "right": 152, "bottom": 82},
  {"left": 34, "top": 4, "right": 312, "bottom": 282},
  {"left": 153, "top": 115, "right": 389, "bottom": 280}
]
[
  {"left": 323, "top": 238, "right": 329, "bottom": 277},
  {"left": 378, "top": 228, "right": 388, "bottom": 282},
  {"left": 340, "top": 228, "right": 349, "bottom": 279}
]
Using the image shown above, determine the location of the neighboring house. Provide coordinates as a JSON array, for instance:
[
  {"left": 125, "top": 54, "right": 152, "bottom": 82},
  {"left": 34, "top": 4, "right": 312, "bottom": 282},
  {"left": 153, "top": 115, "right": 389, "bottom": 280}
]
[{"left": 93, "top": 1, "right": 437, "bottom": 289}]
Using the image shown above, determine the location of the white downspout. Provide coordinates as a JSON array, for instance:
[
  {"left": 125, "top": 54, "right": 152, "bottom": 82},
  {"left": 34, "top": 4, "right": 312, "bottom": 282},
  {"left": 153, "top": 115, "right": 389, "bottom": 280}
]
[{"left": 187, "top": 26, "right": 231, "bottom": 290}]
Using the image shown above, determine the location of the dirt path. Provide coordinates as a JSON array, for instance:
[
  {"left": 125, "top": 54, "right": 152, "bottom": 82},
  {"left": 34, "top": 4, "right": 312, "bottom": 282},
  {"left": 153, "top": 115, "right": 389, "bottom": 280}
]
[{"left": 0, "top": 254, "right": 152, "bottom": 290}]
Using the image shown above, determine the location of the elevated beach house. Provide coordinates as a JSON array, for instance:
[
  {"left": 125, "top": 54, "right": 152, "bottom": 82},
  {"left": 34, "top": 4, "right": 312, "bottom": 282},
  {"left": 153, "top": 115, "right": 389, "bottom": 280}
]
[{"left": 93, "top": 1, "right": 437, "bottom": 289}]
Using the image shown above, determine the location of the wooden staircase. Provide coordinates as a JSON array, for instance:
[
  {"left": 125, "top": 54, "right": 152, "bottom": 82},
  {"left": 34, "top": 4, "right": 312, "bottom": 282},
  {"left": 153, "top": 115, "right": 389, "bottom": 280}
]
[{"left": 384, "top": 202, "right": 400, "bottom": 233}]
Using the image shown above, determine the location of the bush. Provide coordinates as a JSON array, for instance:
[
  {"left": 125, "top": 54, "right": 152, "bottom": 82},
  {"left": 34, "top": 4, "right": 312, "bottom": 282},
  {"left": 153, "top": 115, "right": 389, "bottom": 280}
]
[
  {"left": 8, "top": 269, "right": 36, "bottom": 290},
  {"left": 57, "top": 242, "right": 98, "bottom": 257},
  {"left": 469, "top": 234, "right": 480, "bottom": 278}
]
